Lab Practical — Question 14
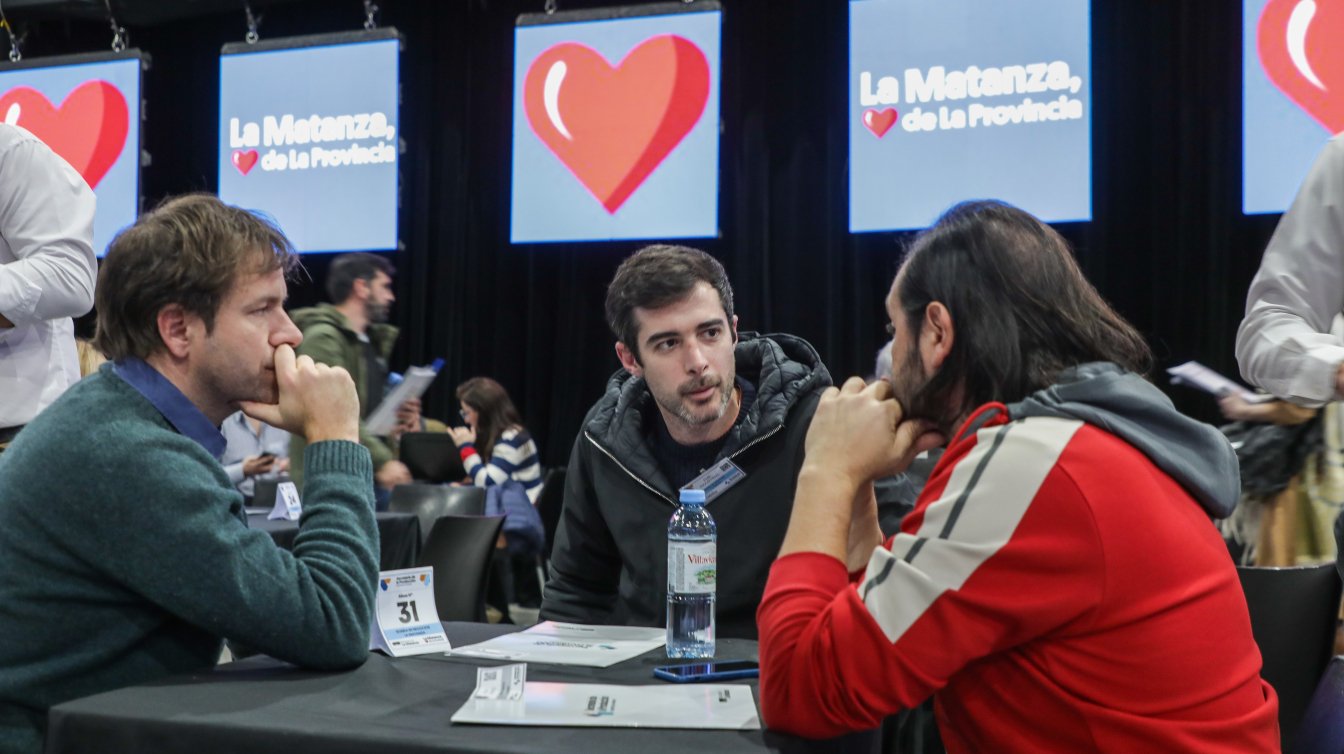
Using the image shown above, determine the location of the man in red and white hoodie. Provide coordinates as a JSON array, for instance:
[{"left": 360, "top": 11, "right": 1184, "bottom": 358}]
[{"left": 757, "top": 200, "right": 1280, "bottom": 752}]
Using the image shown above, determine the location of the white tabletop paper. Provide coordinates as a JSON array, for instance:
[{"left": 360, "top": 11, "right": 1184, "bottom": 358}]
[
  {"left": 451, "top": 681, "right": 761, "bottom": 729},
  {"left": 447, "top": 621, "right": 665, "bottom": 668}
]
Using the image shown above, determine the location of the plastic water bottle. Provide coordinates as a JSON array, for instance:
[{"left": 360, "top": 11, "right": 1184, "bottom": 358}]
[{"left": 667, "top": 488, "right": 716, "bottom": 658}]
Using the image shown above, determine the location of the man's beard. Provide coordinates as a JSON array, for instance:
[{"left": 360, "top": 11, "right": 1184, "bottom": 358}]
[
  {"left": 366, "top": 299, "right": 391, "bottom": 324},
  {"left": 655, "top": 374, "right": 734, "bottom": 430},
  {"left": 892, "top": 342, "right": 952, "bottom": 433}
]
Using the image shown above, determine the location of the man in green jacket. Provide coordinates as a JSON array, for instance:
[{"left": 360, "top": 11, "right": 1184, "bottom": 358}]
[
  {"left": 0, "top": 194, "right": 379, "bottom": 754},
  {"left": 288, "top": 253, "right": 416, "bottom": 495}
]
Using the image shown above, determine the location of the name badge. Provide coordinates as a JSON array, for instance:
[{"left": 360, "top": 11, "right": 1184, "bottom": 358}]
[
  {"left": 267, "top": 481, "right": 303, "bottom": 521},
  {"left": 370, "top": 566, "right": 452, "bottom": 657},
  {"left": 683, "top": 458, "right": 745, "bottom": 504}
]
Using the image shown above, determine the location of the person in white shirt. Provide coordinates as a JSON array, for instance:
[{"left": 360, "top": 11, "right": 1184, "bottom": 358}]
[
  {"left": 0, "top": 123, "right": 97, "bottom": 448},
  {"left": 1237, "top": 134, "right": 1344, "bottom": 406},
  {"left": 219, "top": 411, "right": 291, "bottom": 500}
]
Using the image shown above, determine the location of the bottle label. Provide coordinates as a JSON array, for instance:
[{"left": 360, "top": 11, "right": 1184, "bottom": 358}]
[{"left": 668, "top": 542, "right": 717, "bottom": 594}]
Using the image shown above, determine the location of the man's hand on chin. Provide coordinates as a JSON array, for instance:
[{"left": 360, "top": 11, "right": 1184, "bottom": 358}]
[
  {"left": 239, "top": 344, "right": 360, "bottom": 444},
  {"left": 778, "top": 377, "right": 944, "bottom": 562},
  {"left": 804, "top": 377, "right": 944, "bottom": 484}
]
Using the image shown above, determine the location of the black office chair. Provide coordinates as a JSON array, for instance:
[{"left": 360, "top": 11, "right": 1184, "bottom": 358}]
[
  {"left": 388, "top": 484, "right": 486, "bottom": 546},
  {"left": 416, "top": 514, "right": 506, "bottom": 623},
  {"left": 1238, "top": 563, "right": 1343, "bottom": 751},
  {"left": 399, "top": 432, "right": 467, "bottom": 483}
]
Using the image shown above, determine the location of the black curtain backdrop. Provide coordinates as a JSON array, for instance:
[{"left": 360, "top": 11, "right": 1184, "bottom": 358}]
[{"left": 15, "top": 0, "right": 1291, "bottom": 467}]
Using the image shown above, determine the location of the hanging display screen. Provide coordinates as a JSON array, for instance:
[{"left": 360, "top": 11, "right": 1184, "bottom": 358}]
[
  {"left": 848, "top": 0, "right": 1092, "bottom": 232},
  {"left": 0, "top": 51, "right": 144, "bottom": 257},
  {"left": 1243, "top": 0, "right": 1343, "bottom": 215},
  {"left": 510, "top": 3, "right": 722, "bottom": 243},
  {"left": 218, "top": 30, "right": 401, "bottom": 253}
]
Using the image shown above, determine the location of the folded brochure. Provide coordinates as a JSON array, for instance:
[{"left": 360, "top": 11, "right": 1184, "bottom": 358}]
[{"left": 448, "top": 621, "right": 665, "bottom": 668}]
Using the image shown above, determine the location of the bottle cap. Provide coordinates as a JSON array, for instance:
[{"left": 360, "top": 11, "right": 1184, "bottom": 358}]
[{"left": 678, "top": 488, "right": 706, "bottom": 505}]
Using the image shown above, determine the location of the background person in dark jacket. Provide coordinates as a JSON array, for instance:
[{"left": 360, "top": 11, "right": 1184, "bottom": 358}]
[{"left": 541, "top": 245, "right": 831, "bottom": 639}]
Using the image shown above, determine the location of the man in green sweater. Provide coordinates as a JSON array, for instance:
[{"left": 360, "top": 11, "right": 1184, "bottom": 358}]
[
  {"left": 0, "top": 195, "right": 380, "bottom": 754},
  {"left": 288, "top": 253, "right": 417, "bottom": 497}
]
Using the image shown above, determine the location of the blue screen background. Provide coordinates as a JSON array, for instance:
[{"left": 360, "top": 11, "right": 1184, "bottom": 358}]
[
  {"left": 1242, "top": 0, "right": 1334, "bottom": 215},
  {"left": 218, "top": 38, "right": 400, "bottom": 254},
  {"left": 849, "top": 0, "right": 1091, "bottom": 232},
  {"left": 510, "top": 11, "right": 721, "bottom": 244},
  {"left": 0, "top": 57, "right": 141, "bottom": 257}
]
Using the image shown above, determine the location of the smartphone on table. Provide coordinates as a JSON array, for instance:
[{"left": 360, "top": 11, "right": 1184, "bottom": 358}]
[{"left": 652, "top": 660, "right": 760, "bottom": 683}]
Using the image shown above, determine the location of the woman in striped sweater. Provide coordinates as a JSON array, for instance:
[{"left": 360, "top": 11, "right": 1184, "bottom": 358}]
[
  {"left": 450, "top": 377, "right": 544, "bottom": 616},
  {"left": 449, "top": 377, "right": 544, "bottom": 503}
]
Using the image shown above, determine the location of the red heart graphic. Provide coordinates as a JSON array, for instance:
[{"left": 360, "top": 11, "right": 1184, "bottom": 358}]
[
  {"left": 1258, "top": 0, "right": 1344, "bottom": 133},
  {"left": 863, "top": 108, "right": 898, "bottom": 138},
  {"left": 0, "top": 81, "right": 128, "bottom": 189},
  {"left": 232, "top": 149, "right": 259, "bottom": 176},
  {"left": 523, "top": 35, "right": 710, "bottom": 214}
]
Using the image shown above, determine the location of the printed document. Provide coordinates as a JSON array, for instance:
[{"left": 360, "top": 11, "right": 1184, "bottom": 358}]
[
  {"left": 1167, "top": 361, "right": 1274, "bottom": 403},
  {"left": 451, "top": 681, "right": 761, "bottom": 729},
  {"left": 366, "top": 359, "right": 442, "bottom": 435},
  {"left": 448, "top": 621, "right": 665, "bottom": 668}
]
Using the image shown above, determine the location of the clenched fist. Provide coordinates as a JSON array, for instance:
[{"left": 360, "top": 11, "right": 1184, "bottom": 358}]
[{"left": 803, "top": 376, "right": 944, "bottom": 486}]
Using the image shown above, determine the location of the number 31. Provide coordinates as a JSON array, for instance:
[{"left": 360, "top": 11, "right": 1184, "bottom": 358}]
[{"left": 397, "top": 600, "right": 420, "bottom": 623}]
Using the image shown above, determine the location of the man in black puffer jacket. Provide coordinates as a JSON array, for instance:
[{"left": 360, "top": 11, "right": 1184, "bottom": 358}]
[{"left": 541, "top": 245, "right": 831, "bottom": 639}]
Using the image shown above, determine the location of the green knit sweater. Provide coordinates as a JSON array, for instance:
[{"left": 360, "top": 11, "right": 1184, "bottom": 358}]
[{"left": 0, "top": 368, "right": 379, "bottom": 754}]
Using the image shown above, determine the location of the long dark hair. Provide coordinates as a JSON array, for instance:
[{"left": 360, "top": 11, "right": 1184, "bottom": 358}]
[
  {"left": 897, "top": 200, "right": 1152, "bottom": 422},
  {"left": 456, "top": 377, "right": 524, "bottom": 462}
]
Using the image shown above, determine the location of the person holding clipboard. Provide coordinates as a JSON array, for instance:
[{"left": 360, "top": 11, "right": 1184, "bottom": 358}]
[{"left": 288, "top": 253, "right": 422, "bottom": 506}]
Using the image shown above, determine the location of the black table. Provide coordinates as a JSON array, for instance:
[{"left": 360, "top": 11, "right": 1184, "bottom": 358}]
[
  {"left": 248, "top": 511, "right": 420, "bottom": 571},
  {"left": 46, "top": 623, "right": 879, "bottom": 754}
]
